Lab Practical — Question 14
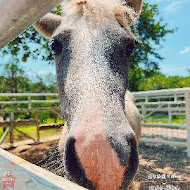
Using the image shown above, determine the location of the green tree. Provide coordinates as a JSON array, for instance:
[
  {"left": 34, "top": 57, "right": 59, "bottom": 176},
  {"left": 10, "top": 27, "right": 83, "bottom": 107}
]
[
  {"left": 0, "top": 6, "right": 62, "bottom": 63},
  {"left": 139, "top": 74, "right": 190, "bottom": 91},
  {"left": 138, "top": 74, "right": 169, "bottom": 91},
  {"left": 30, "top": 73, "right": 57, "bottom": 93},
  {"left": 0, "top": 4, "right": 174, "bottom": 91},
  {"left": 175, "top": 76, "right": 190, "bottom": 88},
  {"left": 44, "top": 73, "right": 57, "bottom": 92},
  {"left": 1, "top": 61, "right": 30, "bottom": 93},
  {"left": 129, "top": 3, "right": 175, "bottom": 91},
  {"left": 0, "top": 76, "right": 6, "bottom": 92}
]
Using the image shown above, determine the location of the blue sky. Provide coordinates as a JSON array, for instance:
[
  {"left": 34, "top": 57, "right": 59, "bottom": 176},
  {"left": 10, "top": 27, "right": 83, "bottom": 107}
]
[
  {"left": 151, "top": 0, "right": 190, "bottom": 76},
  {"left": 2, "top": 0, "right": 190, "bottom": 78}
]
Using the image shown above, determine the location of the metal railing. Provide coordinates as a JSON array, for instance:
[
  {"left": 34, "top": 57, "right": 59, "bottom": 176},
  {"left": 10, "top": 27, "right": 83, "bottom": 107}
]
[
  {"left": 133, "top": 88, "right": 190, "bottom": 157},
  {"left": 0, "top": 89, "right": 189, "bottom": 157},
  {"left": 0, "top": 93, "right": 59, "bottom": 110}
]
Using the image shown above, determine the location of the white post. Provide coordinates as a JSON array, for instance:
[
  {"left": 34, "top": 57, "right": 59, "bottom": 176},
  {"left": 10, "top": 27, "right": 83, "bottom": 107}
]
[
  {"left": 28, "top": 96, "right": 31, "bottom": 109},
  {"left": 185, "top": 91, "right": 190, "bottom": 157},
  {"left": 141, "top": 96, "right": 148, "bottom": 122},
  {"left": 174, "top": 94, "right": 177, "bottom": 102},
  {"left": 142, "top": 105, "right": 146, "bottom": 122},
  {"left": 168, "top": 104, "right": 172, "bottom": 124}
]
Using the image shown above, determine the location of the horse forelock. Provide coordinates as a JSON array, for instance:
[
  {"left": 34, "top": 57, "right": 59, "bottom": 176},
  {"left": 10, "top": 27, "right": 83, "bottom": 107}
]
[{"left": 61, "top": 0, "right": 139, "bottom": 30}]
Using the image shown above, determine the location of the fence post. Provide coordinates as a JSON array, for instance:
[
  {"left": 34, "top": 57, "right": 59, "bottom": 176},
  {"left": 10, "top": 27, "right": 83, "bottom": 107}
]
[
  {"left": 28, "top": 96, "right": 31, "bottom": 109},
  {"left": 36, "top": 112, "right": 40, "bottom": 143},
  {"left": 168, "top": 104, "right": 172, "bottom": 124},
  {"left": 174, "top": 94, "right": 177, "bottom": 102},
  {"left": 185, "top": 91, "right": 190, "bottom": 158},
  {"left": 142, "top": 105, "right": 146, "bottom": 122},
  {"left": 10, "top": 112, "right": 14, "bottom": 144}
]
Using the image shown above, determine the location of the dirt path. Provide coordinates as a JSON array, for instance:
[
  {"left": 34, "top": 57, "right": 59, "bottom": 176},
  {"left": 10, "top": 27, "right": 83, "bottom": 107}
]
[
  {"left": 137, "top": 142, "right": 190, "bottom": 190},
  {"left": 142, "top": 127, "right": 186, "bottom": 140}
]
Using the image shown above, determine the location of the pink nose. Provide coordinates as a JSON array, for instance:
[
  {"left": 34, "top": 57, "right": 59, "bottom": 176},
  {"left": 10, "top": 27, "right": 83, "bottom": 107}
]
[
  {"left": 64, "top": 132, "right": 138, "bottom": 190},
  {"left": 75, "top": 134, "right": 126, "bottom": 190}
]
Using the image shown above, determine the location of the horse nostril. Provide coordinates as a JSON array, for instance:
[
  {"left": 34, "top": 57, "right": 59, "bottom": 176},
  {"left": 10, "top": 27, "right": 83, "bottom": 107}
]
[{"left": 50, "top": 39, "right": 63, "bottom": 55}]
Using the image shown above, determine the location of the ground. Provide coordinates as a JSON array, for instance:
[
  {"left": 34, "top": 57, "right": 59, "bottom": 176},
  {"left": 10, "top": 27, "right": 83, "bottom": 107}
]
[
  {"left": 137, "top": 142, "right": 190, "bottom": 190},
  {"left": 8, "top": 140, "right": 190, "bottom": 190}
]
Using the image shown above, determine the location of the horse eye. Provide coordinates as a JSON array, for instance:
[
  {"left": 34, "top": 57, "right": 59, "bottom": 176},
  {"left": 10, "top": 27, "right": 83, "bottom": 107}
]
[
  {"left": 50, "top": 39, "right": 63, "bottom": 55},
  {"left": 126, "top": 42, "right": 135, "bottom": 56}
]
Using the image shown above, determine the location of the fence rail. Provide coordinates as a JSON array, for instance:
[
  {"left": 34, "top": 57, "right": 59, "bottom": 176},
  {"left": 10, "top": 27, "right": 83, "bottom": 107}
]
[
  {"left": 0, "top": 90, "right": 190, "bottom": 157},
  {"left": 0, "top": 93, "right": 62, "bottom": 146},
  {"left": 133, "top": 87, "right": 190, "bottom": 157},
  {"left": 0, "top": 93, "right": 59, "bottom": 109}
]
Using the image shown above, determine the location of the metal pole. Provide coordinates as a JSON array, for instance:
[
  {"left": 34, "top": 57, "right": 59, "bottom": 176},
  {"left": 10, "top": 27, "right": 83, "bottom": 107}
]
[{"left": 0, "top": 0, "right": 63, "bottom": 48}]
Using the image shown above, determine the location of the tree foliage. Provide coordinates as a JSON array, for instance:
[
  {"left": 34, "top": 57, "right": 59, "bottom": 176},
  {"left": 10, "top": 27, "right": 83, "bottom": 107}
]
[
  {"left": 0, "top": 62, "right": 30, "bottom": 93},
  {"left": 0, "top": 6, "right": 62, "bottom": 63},
  {"left": 30, "top": 73, "right": 57, "bottom": 93},
  {"left": 0, "top": 62, "right": 57, "bottom": 93},
  {"left": 129, "top": 3, "right": 175, "bottom": 91},
  {"left": 139, "top": 74, "right": 190, "bottom": 91},
  {"left": 0, "top": 3, "right": 175, "bottom": 91}
]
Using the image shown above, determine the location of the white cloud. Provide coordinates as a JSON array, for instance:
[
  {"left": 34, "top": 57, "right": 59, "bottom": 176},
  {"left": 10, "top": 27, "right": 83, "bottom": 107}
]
[
  {"left": 153, "top": 0, "right": 168, "bottom": 3},
  {"left": 165, "top": 0, "right": 188, "bottom": 13},
  {"left": 179, "top": 46, "right": 190, "bottom": 55}
]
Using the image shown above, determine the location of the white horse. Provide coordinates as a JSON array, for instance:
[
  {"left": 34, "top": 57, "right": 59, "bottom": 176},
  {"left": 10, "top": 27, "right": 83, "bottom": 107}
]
[{"left": 34, "top": 0, "right": 142, "bottom": 189}]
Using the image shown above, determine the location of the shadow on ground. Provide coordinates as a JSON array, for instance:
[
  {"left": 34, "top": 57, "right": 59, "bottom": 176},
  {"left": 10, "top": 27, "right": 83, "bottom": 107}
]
[{"left": 137, "top": 142, "right": 190, "bottom": 190}]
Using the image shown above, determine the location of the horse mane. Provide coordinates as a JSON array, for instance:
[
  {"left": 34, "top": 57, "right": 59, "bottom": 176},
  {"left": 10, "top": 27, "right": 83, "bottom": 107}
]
[{"left": 62, "top": 0, "right": 139, "bottom": 29}]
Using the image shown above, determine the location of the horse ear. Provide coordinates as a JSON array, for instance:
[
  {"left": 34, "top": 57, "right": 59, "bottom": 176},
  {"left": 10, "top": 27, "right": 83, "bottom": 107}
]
[
  {"left": 114, "top": 0, "right": 143, "bottom": 28},
  {"left": 34, "top": 13, "right": 63, "bottom": 39},
  {"left": 126, "top": 0, "right": 143, "bottom": 16}
]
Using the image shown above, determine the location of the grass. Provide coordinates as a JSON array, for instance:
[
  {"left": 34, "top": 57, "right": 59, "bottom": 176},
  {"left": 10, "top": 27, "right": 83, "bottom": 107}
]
[
  {"left": 0, "top": 118, "right": 65, "bottom": 144},
  {"left": 145, "top": 115, "right": 186, "bottom": 124}
]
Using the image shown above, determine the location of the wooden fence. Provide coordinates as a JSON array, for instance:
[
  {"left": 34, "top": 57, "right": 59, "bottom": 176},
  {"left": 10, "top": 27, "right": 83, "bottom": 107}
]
[{"left": 0, "top": 93, "right": 63, "bottom": 146}]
